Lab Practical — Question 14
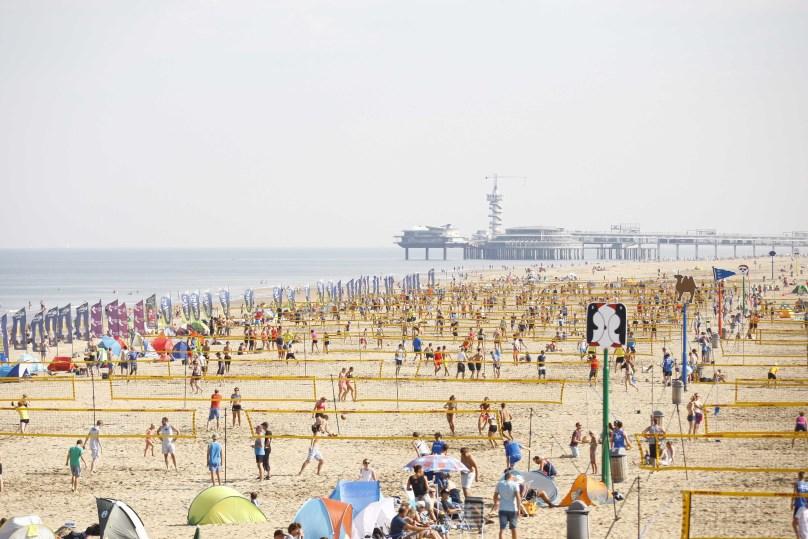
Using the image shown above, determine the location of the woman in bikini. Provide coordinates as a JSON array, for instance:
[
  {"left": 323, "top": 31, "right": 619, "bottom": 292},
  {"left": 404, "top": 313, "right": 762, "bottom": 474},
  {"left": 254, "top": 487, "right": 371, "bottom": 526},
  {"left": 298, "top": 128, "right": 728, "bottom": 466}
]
[
  {"left": 477, "top": 398, "right": 491, "bottom": 435},
  {"left": 346, "top": 367, "right": 357, "bottom": 401},
  {"left": 144, "top": 424, "right": 156, "bottom": 457},
  {"left": 443, "top": 395, "right": 457, "bottom": 435},
  {"left": 231, "top": 387, "right": 243, "bottom": 427},
  {"left": 338, "top": 368, "right": 348, "bottom": 401}
]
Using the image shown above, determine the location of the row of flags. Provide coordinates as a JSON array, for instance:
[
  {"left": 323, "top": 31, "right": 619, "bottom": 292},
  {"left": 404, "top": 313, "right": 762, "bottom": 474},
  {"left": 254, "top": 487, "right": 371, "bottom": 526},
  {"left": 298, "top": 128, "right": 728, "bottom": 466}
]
[{"left": 0, "top": 272, "right": 437, "bottom": 356}]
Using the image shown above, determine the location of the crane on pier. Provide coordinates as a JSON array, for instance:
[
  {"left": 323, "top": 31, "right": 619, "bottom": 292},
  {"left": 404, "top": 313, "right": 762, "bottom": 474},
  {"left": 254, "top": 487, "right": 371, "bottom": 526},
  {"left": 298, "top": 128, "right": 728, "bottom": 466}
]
[{"left": 484, "top": 174, "right": 527, "bottom": 238}]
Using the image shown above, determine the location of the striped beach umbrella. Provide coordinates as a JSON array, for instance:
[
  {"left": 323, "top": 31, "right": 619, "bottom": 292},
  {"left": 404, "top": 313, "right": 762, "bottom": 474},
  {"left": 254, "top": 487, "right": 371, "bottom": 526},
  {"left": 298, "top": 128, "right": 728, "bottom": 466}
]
[{"left": 403, "top": 455, "right": 469, "bottom": 473}]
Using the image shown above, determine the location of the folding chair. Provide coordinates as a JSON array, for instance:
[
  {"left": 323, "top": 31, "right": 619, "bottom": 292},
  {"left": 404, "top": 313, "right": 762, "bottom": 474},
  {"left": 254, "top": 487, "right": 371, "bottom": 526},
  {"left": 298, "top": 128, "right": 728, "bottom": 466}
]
[{"left": 459, "top": 496, "right": 485, "bottom": 538}]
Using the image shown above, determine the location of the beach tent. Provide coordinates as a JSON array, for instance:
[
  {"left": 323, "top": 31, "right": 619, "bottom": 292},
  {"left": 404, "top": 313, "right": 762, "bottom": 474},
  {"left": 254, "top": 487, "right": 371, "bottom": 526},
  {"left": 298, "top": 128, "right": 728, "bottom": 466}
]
[
  {"left": 329, "top": 481, "right": 390, "bottom": 538},
  {"left": 1, "top": 363, "right": 30, "bottom": 378},
  {"left": 293, "top": 497, "right": 353, "bottom": 539},
  {"left": 792, "top": 284, "right": 808, "bottom": 295},
  {"left": 0, "top": 516, "right": 56, "bottom": 539},
  {"left": 19, "top": 353, "right": 47, "bottom": 375},
  {"left": 172, "top": 341, "right": 190, "bottom": 361},
  {"left": 187, "top": 486, "right": 267, "bottom": 525},
  {"left": 557, "top": 473, "right": 610, "bottom": 507},
  {"left": 350, "top": 498, "right": 395, "bottom": 539},
  {"left": 96, "top": 497, "right": 150, "bottom": 539},
  {"left": 329, "top": 480, "right": 381, "bottom": 516}
]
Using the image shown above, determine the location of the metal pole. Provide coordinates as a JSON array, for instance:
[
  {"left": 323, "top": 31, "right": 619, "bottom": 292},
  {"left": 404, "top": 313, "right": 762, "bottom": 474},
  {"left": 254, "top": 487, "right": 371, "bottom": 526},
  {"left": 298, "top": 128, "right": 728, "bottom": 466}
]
[
  {"left": 637, "top": 476, "right": 641, "bottom": 539},
  {"left": 223, "top": 406, "right": 227, "bottom": 484},
  {"left": 675, "top": 404, "right": 689, "bottom": 479},
  {"left": 184, "top": 356, "right": 188, "bottom": 409},
  {"left": 329, "top": 374, "right": 341, "bottom": 434},
  {"left": 90, "top": 365, "right": 97, "bottom": 424},
  {"left": 527, "top": 408, "right": 534, "bottom": 471},
  {"left": 601, "top": 347, "right": 612, "bottom": 489},
  {"left": 682, "top": 302, "right": 688, "bottom": 392}
]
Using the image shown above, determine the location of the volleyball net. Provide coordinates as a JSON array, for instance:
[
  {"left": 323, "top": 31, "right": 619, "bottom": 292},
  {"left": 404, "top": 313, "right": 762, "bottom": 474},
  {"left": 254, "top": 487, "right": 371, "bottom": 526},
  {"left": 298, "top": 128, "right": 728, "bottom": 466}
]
[
  {"left": 704, "top": 403, "right": 807, "bottom": 434},
  {"left": 681, "top": 490, "right": 808, "bottom": 539},
  {"left": 0, "top": 376, "right": 76, "bottom": 401},
  {"left": 106, "top": 375, "right": 566, "bottom": 407},
  {"left": 634, "top": 433, "right": 807, "bottom": 473},
  {"left": 108, "top": 375, "right": 319, "bottom": 404},
  {"left": 244, "top": 408, "right": 505, "bottom": 440},
  {"left": 734, "top": 379, "right": 808, "bottom": 404},
  {"left": 0, "top": 406, "right": 197, "bottom": 438}
]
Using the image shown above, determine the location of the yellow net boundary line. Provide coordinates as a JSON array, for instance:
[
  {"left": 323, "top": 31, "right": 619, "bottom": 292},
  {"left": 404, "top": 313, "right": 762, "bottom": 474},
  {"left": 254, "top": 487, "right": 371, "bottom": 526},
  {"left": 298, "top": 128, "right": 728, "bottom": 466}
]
[{"left": 681, "top": 490, "right": 808, "bottom": 539}]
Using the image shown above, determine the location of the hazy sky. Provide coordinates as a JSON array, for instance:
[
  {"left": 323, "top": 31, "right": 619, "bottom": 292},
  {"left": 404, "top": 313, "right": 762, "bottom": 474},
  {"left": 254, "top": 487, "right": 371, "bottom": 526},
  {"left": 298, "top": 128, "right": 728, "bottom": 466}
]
[{"left": 1, "top": 1, "right": 806, "bottom": 248}]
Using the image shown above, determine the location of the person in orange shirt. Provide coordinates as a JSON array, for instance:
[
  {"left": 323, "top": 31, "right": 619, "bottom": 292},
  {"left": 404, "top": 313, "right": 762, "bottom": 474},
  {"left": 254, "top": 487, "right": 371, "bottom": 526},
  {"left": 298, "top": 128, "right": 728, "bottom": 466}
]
[
  {"left": 207, "top": 389, "right": 223, "bottom": 431},
  {"left": 588, "top": 353, "right": 599, "bottom": 386}
]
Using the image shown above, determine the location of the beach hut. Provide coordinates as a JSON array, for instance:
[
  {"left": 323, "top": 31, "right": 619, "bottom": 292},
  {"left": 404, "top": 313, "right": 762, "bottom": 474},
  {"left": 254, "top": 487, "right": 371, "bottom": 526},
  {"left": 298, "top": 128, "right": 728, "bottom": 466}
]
[
  {"left": 293, "top": 497, "right": 353, "bottom": 539},
  {"left": 0, "top": 516, "right": 56, "bottom": 539},
  {"left": 557, "top": 473, "right": 610, "bottom": 507},
  {"left": 96, "top": 497, "right": 150, "bottom": 538},
  {"left": 187, "top": 486, "right": 267, "bottom": 525}
]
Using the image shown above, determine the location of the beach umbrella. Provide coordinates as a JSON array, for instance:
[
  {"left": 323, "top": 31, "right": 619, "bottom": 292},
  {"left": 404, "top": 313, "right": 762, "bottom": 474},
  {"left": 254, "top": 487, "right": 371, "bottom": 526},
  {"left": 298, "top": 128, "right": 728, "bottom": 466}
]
[
  {"left": 792, "top": 284, "right": 808, "bottom": 295},
  {"left": 403, "top": 455, "right": 468, "bottom": 473},
  {"left": 151, "top": 335, "right": 172, "bottom": 353},
  {"left": 502, "top": 470, "right": 559, "bottom": 506},
  {"left": 98, "top": 336, "right": 122, "bottom": 356},
  {"left": 189, "top": 321, "right": 209, "bottom": 335},
  {"left": 172, "top": 341, "right": 190, "bottom": 361}
]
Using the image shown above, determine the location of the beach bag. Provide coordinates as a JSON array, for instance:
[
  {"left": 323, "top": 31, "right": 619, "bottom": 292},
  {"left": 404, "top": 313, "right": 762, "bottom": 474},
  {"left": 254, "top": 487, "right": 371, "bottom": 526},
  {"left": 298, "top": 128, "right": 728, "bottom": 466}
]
[{"left": 523, "top": 500, "right": 538, "bottom": 516}]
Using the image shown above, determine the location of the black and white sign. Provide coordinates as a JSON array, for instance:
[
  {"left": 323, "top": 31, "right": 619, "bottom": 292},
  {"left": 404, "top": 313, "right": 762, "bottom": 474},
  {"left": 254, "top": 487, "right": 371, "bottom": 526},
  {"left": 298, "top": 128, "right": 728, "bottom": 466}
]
[
  {"left": 738, "top": 264, "right": 749, "bottom": 275},
  {"left": 586, "top": 303, "right": 627, "bottom": 348}
]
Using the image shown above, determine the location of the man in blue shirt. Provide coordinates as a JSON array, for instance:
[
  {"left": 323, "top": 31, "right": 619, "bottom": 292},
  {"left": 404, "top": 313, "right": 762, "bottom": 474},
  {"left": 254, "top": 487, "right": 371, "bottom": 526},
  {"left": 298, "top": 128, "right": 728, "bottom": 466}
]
[
  {"left": 493, "top": 471, "right": 524, "bottom": 539},
  {"left": 661, "top": 349, "right": 674, "bottom": 386},
  {"left": 431, "top": 432, "right": 446, "bottom": 455},
  {"left": 413, "top": 336, "right": 423, "bottom": 361},
  {"left": 793, "top": 471, "right": 808, "bottom": 537},
  {"left": 207, "top": 433, "right": 222, "bottom": 486}
]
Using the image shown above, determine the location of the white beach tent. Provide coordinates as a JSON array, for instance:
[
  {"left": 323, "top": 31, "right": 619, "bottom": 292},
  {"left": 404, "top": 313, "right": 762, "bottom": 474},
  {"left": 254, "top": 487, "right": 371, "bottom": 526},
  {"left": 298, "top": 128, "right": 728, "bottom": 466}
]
[
  {"left": 0, "top": 516, "right": 56, "bottom": 539},
  {"left": 19, "top": 353, "right": 47, "bottom": 375},
  {"left": 352, "top": 498, "right": 395, "bottom": 539}
]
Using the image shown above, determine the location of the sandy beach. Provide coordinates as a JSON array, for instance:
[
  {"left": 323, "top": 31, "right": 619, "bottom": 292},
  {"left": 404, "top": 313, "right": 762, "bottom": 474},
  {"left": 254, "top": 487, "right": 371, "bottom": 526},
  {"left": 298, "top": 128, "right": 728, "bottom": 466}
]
[{"left": 1, "top": 256, "right": 806, "bottom": 539}]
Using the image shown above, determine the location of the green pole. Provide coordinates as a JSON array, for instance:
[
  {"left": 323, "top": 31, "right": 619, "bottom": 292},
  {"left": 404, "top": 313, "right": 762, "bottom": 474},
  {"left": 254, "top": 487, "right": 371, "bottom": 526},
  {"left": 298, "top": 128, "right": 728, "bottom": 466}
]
[{"left": 601, "top": 347, "right": 612, "bottom": 489}]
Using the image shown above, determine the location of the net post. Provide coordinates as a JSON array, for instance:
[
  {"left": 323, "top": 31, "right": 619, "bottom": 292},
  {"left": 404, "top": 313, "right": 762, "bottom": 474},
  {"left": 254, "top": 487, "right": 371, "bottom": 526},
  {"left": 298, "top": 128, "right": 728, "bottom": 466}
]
[
  {"left": 223, "top": 406, "right": 227, "bottom": 484},
  {"left": 329, "top": 374, "right": 341, "bottom": 435},
  {"left": 602, "top": 346, "right": 612, "bottom": 489},
  {"left": 680, "top": 490, "right": 691, "bottom": 539}
]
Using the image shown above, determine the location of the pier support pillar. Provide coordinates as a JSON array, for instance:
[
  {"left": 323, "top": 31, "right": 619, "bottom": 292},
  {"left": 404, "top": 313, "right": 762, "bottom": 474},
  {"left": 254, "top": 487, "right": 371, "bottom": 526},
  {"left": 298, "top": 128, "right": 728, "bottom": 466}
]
[
  {"left": 405, "top": 247, "right": 409, "bottom": 260},
  {"left": 443, "top": 247, "right": 447, "bottom": 260},
  {"left": 733, "top": 245, "right": 737, "bottom": 258},
  {"left": 676, "top": 244, "right": 680, "bottom": 260},
  {"left": 695, "top": 244, "right": 699, "bottom": 259},
  {"left": 425, "top": 248, "right": 429, "bottom": 260},
  {"left": 753, "top": 243, "right": 757, "bottom": 257}
]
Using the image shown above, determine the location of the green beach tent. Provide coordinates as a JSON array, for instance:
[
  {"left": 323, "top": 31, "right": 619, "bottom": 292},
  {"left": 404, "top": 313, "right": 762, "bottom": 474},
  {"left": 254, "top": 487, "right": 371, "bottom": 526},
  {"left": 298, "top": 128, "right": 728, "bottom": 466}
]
[
  {"left": 792, "top": 284, "right": 808, "bottom": 295},
  {"left": 187, "top": 486, "right": 267, "bottom": 525}
]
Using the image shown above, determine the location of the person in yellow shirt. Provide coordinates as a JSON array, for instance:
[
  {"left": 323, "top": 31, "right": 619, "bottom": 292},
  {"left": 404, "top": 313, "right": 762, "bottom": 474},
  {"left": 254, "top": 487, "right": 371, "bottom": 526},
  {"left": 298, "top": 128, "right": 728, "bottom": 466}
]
[
  {"left": 12, "top": 395, "right": 29, "bottom": 433},
  {"left": 768, "top": 365, "right": 779, "bottom": 387}
]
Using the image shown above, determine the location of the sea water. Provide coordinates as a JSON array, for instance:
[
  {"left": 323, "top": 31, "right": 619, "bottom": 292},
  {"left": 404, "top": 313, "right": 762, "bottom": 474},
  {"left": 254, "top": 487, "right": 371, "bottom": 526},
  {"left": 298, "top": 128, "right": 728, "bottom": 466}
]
[{"left": 0, "top": 247, "right": 543, "bottom": 310}]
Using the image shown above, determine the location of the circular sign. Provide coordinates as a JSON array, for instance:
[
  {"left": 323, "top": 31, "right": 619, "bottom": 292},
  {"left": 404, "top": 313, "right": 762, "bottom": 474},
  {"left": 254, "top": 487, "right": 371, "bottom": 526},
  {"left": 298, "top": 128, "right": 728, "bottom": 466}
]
[
  {"left": 768, "top": 250, "right": 776, "bottom": 257},
  {"left": 738, "top": 264, "right": 749, "bottom": 274}
]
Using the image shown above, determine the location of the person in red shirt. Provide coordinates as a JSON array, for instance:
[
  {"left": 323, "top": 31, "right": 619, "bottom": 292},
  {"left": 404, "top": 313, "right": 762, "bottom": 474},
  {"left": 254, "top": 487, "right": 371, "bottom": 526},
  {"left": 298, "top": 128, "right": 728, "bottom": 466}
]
[
  {"left": 588, "top": 353, "right": 599, "bottom": 386},
  {"left": 207, "top": 389, "right": 223, "bottom": 431}
]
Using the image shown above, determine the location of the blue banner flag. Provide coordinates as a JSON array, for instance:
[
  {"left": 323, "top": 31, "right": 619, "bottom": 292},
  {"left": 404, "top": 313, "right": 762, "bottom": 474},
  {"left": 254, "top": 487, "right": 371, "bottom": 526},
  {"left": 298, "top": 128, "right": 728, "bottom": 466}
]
[
  {"left": 160, "top": 295, "right": 173, "bottom": 324},
  {"left": 218, "top": 289, "right": 230, "bottom": 314},
  {"left": 59, "top": 304, "right": 73, "bottom": 344},
  {"left": 76, "top": 303, "right": 90, "bottom": 340},
  {"left": 713, "top": 267, "right": 736, "bottom": 281},
  {"left": 11, "top": 308, "right": 27, "bottom": 350}
]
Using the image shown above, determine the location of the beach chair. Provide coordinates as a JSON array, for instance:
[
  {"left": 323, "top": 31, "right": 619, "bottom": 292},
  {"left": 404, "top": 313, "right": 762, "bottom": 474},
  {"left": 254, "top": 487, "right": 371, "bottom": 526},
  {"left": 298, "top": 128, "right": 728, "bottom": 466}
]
[{"left": 458, "top": 496, "right": 485, "bottom": 538}]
